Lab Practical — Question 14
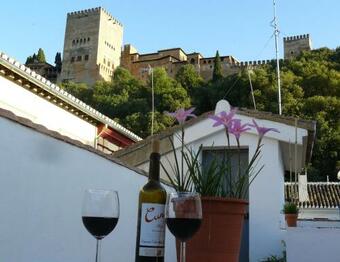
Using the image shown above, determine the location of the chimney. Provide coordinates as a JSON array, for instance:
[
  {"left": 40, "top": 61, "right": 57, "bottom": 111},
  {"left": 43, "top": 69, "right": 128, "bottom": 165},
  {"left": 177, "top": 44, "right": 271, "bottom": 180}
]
[{"left": 298, "top": 171, "right": 309, "bottom": 202}]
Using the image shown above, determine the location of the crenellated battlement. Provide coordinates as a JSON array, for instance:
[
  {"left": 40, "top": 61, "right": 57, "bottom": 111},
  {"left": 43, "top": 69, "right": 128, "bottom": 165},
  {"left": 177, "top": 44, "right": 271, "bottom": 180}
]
[
  {"left": 67, "top": 7, "right": 101, "bottom": 16},
  {"left": 229, "top": 59, "right": 284, "bottom": 67},
  {"left": 67, "top": 7, "right": 123, "bottom": 27},
  {"left": 283, "top": 34, "right": 310, "bottom": 42}
]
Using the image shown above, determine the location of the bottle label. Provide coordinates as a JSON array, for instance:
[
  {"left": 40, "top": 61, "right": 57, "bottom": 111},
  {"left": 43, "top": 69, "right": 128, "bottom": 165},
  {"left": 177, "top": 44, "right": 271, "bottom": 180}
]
[{"left": 139, "top": 203, "right": 165, "bottom": 257}]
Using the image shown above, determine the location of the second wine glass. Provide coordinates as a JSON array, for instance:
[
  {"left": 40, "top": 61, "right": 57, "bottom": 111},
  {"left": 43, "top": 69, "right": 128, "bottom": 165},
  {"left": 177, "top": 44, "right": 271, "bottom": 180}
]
[
  {"left": 82, "top": 189, "right": 119, "bottom": 262},
  {"left": 165, "top": 192, "right": 202, "bottom": 262}
]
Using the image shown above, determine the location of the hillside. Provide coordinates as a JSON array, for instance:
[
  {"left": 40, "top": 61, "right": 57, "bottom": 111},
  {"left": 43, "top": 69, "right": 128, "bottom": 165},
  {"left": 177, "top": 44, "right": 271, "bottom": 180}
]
[{"left": 62, "top": 47, "right": 340, "bottom": 181}]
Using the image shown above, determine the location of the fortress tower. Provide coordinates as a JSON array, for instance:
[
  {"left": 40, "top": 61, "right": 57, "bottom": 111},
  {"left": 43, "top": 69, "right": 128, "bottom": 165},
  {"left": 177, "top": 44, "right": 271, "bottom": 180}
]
[
  {"left": 59, "top": 7, "right": 123, "bottom": 85},
  {"left": 283, "top": 34, "right": 312, "bottom": 59}
]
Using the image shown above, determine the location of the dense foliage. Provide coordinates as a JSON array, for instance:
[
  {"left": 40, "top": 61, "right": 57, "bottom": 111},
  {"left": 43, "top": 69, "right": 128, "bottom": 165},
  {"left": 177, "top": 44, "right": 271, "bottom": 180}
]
[{"left": 61, "top": 47, "right": 340, "bottom": 181}]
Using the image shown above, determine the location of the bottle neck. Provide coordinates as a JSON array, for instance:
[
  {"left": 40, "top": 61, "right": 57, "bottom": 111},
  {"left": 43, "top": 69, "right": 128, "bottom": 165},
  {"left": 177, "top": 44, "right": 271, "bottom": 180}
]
[{"left": 149, "top": 152, "right": 160, "bottom": 181}]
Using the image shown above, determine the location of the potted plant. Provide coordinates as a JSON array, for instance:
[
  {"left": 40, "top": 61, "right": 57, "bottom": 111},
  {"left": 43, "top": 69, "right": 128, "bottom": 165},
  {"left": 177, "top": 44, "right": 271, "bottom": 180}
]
[
  {"left": 163, "top": 104, "right": 279, "bottom": 262},
  {"left": 283, "top": 202, "right": 299, "bottom": 227}
]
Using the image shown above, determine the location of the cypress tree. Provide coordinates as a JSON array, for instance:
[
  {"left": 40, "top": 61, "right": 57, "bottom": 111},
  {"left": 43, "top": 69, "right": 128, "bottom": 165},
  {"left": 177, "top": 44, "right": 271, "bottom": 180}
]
[
  {"left": 55, "top": 52, "right": 62, "bottom": 72},
  {"left": 25, "top": 56, "right": 33, "bottom": 64},
  {"left": 212, "top": 50, "right": 223, "bottom": 81},
  {"left": 37, "top": 48, "right": 46, "bottom": 63}
]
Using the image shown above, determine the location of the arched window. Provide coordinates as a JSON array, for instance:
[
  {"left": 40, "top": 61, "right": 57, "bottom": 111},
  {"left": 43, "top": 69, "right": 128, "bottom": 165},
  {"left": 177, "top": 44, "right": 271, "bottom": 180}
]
[{"left": 190, "top": 58, "right": 195, "bottom": 64}]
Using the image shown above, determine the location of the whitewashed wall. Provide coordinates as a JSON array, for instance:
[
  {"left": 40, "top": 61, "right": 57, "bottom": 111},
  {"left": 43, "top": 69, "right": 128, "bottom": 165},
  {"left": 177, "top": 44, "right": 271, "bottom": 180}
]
[
  {"left": 0, "top": 75, "right": 96, "bottom": 146},
  {"left": 136, "top": 113, "right": 307, "bottom": 261},
  {"left": 286, "top": 227, "right": 340, "bottom": 262},
  {"left": 0, "top": 116, "right": 176, "bottom": 262}
]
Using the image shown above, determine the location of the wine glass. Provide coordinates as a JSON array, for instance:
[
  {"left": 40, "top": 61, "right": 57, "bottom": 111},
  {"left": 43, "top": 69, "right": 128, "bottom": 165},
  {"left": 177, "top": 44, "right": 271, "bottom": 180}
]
[
  {"left": 165, "top": 192, "right": 202, "bottom": 262},
  {"left": 82, "top": 189, "right": 119, "bottom": 262}
]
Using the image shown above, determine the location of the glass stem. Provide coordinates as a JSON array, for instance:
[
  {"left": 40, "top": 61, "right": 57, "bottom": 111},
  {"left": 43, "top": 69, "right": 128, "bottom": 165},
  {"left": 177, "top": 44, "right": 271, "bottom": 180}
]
[
  {"left": 180, "top": 241, "right": 186, "bottom": 262},
  {"left": 95, "top": 239, "right": 101, "bottom": 262}
]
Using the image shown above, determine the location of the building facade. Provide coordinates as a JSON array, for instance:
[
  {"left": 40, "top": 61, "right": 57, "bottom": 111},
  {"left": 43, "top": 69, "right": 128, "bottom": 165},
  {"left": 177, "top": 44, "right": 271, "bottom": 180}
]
[
  {"left": 57, "top": 7, "right": 312, "bottom": 85},
  {"left": 59, "top": 7, "right": 123, "bottom": 85},
  {"left": 120, "top": 44, "right": 240, "bottom": 81}
]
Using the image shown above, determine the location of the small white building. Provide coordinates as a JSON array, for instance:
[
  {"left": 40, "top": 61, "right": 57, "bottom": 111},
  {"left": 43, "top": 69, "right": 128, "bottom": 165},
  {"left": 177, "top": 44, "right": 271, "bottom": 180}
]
[
  {"left": 114, "top": 100, "right": 316, "bottom": 261},
  {"left": 0, "top": 51, "right": 141, "bottom": 152}
]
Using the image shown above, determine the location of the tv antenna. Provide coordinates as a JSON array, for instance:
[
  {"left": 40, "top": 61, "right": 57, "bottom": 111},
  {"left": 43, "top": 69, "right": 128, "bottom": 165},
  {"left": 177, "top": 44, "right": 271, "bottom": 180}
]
[{"left": 272, "top": 0, "right": 282, "bottom": 115}]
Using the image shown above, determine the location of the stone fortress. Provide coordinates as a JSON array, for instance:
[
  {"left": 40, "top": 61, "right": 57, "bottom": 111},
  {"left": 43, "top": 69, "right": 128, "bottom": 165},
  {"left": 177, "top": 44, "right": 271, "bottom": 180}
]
[{"left": 27, "top": 7, "right": 313, "bottom": 85}]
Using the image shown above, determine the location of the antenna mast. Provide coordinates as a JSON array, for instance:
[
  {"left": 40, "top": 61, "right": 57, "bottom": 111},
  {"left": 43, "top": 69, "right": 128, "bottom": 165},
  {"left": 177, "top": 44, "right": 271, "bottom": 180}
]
[{"left": 272, "top": 0, "right": 282, "bottom": 115}]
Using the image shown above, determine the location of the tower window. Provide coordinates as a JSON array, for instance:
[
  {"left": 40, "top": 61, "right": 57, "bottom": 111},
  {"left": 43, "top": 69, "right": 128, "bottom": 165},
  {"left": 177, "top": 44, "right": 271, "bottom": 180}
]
[
  {"left": 88, "top": 37, "right": 90, "bottom": 42},
  {"left": 291, "top": 51, "right": 294, "bottom": 54},
  {"left": 85, "top": 55, "right": 89, "bottom": 61},
  {"left": 72, "top": 40, "right": 75, "bottom": 45},
  {"left": 77, "top": 56, "right": 82, "bottom": 61},
  {"left": 76, "top": 39, "right": 79, "bottom": 43},
  {"left": 71, "top": 57, "right": 75, "bottom": 63}
]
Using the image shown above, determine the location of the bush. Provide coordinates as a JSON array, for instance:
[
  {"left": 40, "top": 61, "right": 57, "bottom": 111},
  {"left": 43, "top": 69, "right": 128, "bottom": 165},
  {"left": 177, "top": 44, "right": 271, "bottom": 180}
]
[{"left": 283, "top": 202, "right": 299, "bottom": 214}]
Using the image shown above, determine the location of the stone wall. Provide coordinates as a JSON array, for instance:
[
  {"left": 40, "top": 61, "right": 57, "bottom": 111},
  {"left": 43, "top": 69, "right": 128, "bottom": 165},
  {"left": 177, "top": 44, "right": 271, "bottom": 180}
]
[
  {"left": 284, "top": 34, "right": 312, "bottom": 59},
  {"left": 60, "top": 7, "right": 123, "bottom": 85}
]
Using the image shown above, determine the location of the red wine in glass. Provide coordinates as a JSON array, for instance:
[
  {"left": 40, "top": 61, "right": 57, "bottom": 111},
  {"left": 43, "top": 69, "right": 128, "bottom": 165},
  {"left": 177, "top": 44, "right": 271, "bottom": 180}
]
[
  {"left": 82, "top": 189, "right": 119, "bottom": 262},
  {"left": 165, "top": 192, "right": 202, "bottom": 262},
  {"left": 166, "top": 218, "right": 201, "bottom": 242},
  {"left": 82, "top": 217, "right": 119, "bottom": 239}
]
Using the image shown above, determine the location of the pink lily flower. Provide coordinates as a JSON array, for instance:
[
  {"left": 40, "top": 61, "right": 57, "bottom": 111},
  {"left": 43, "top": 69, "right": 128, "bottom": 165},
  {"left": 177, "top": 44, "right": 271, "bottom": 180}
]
[
  {"left": 208, "top": 108, "right": 237, "bottom": 129},
  {"left": 228, "top": 119, "right": 252, "bottom": 140},
  {"left": 251, "top": 119, "right": 280, "bottom": 138},
  {"left": 165, "top": 107, "right": 196, "bottom": 124}
]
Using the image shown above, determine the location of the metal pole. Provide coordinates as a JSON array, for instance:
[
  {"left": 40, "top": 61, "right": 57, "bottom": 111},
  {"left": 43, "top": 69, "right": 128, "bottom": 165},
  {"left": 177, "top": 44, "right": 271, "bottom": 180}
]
[
  {"left": 151, "top": 66, "right": 154, "bottom": 136},
  {"left": 273, "top": 0, "right": 282, "bottom": 115}
]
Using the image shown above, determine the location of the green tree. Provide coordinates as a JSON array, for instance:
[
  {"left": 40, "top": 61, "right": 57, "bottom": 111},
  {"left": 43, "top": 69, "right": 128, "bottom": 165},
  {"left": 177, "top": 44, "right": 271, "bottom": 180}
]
[
  {"left": 212, "top": 50, "right": 223, "bottom": 81},
  {"left": 37, "top": 48, "right": 46, "bottom": 63},
  {"left": 61, "top": 82, "right": 92, "bottom": 105},
  {"left": 25, "top": 56, "right": 34, "bottom": 64},
  {"left": 55, "top": 52, "right": 62, "bottom": 72}
]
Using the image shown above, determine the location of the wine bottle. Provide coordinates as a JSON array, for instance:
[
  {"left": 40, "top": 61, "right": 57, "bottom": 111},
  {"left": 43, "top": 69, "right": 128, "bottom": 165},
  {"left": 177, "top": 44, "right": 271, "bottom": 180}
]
[{"left": 135, "top": 139, "right": 167, "bottom": 262}]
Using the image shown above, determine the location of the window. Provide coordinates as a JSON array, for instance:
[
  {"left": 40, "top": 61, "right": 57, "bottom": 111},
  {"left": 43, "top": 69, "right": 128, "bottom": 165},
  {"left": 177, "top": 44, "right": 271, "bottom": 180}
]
[
  {"left": 84, "top": 55, "right": 89, "bottom": 61},
  {"left": 190, "top": 58, "right": 195, "bottom": 64},
  {"left": 80, "top": 39, "right": 83, "bottom": 44},
  {"left": 202, "top": 148, "right": 249, "bottom": 198},
  {"left": 103, "top": 58, "right": 106, "bottom": 64},
  {"left": 108, "top": 61, "right": 111, "bottom": 67},
  {"left": 88, "top": 37, "right": 90, "bottom": 42},
  {"left": 72, "top": 40, "right": 75, "bottom": 45},
  {"left": 76, "top": 39, "right": 79, "bottom": 43},
  {"left": 77, "top": 56, "right": 82, "bottom": 61},
  {"left": 71, "top": 57, "right": 75, "bottom": 63}
]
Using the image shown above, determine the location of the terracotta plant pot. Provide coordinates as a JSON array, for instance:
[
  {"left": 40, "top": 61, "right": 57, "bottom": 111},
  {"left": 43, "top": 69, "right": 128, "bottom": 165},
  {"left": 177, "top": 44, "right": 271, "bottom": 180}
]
[
  {"left": 285, "top": 213, "right": 298, "bottom": 227},
  {"left": 180, "top": 197, "right": 248, "bottom": 262}
]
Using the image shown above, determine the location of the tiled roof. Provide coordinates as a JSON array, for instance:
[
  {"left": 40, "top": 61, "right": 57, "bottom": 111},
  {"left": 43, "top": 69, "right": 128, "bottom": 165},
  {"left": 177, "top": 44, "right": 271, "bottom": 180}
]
[
  {"left": 0, "top": 52, "right": 141, "bottom": 142},
  {"left": 114, "top": 108, "right": 316, "bottom": 161},
  {"left": 285, "top": 182, "right": 340, "bottom": 208}
]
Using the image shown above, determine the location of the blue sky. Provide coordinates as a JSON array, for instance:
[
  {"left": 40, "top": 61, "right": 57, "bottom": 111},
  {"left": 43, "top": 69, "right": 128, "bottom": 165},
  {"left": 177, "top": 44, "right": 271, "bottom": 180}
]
[{"left": 1, "top": 0, "right": 339, "bottom": 64}]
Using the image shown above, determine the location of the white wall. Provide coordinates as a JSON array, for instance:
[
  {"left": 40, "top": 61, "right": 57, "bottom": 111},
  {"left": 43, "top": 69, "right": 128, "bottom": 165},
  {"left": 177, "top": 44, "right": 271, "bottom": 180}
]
[
  {"left": 0, "top": 116, "right": 176, "bottom": 262},
  {"left": 0, "top": 75, "right": 96, "bottom": 146},
  {"left": 299, "top": 208, "right": 340, "bottom": 220},
  {"left": 286, "top": 227, "right": 340, "bottom": 262}
]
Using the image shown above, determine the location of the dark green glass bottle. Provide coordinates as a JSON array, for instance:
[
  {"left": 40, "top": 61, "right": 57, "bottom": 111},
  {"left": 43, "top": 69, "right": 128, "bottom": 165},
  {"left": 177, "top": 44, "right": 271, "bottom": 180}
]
[{"left": 135, "top": 140, "right": 167, "bottom": 262}]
